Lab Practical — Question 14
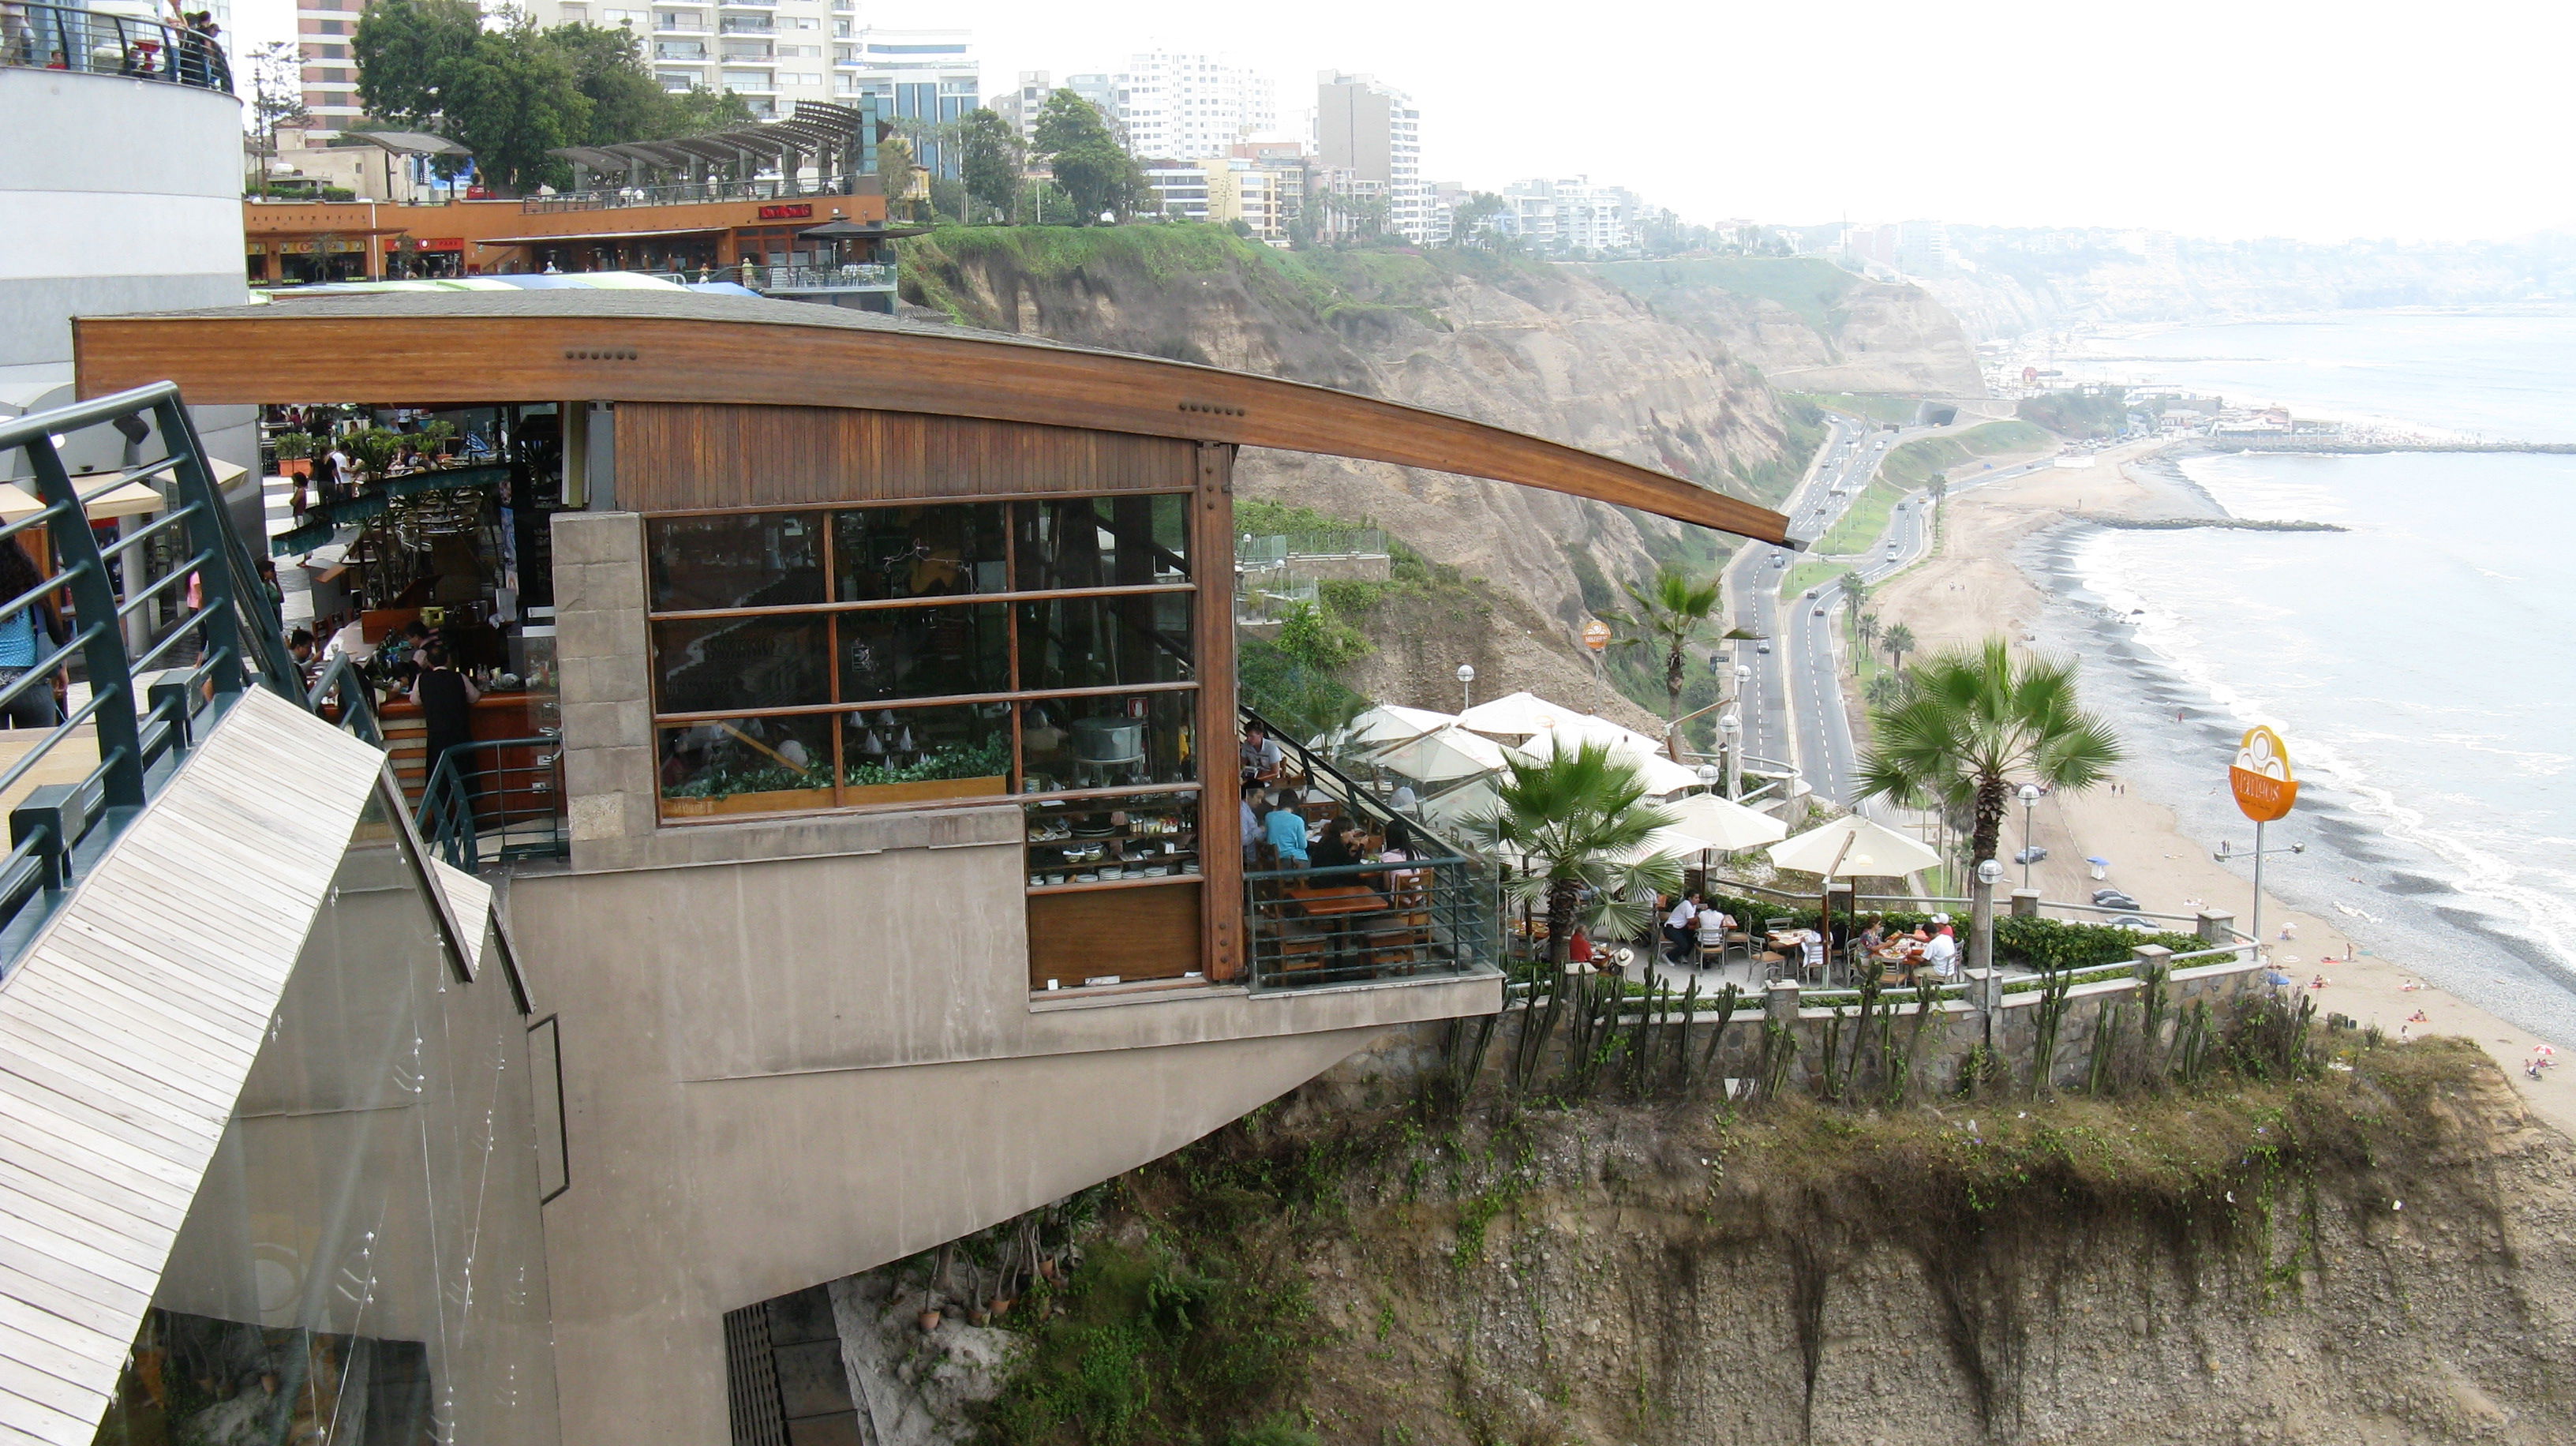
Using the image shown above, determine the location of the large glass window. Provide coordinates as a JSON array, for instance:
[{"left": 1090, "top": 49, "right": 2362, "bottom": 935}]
[{"left": 644, "top": 495, "right": 1202, "bottom": 829}]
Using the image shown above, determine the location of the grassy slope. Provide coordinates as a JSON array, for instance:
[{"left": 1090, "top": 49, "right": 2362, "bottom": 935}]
[
  {"left": 1818, "top": 477, "right": 1904, "bottom": 556},
  {"left": 1797, "top": 391, "right": 1923, "bottom": 423},
  {"left": 1882, "top": 419, "right": 2054, "bottom": 488}
]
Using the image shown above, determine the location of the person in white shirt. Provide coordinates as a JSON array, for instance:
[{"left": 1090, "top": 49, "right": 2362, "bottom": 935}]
[
  {"left": 1390, "top": 782, "right": 1418, "bottom": 813},
  {"left": 1695, "top": 903, "right": 1732, "bottom": 965},
  {"left": 1925, "top": 923, "right": 1959, "bottom": 979},
  {"left": 1664, "top": 894, "right": 1699, "bottom": 963}
]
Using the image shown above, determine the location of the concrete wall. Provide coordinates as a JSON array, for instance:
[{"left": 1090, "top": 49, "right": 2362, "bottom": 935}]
[
  {"left": 530, "top": 507, "right": 1500, "bottom": 1445},
  {"left": 0, "top": 66, "right": 253, "bottom": 466}
]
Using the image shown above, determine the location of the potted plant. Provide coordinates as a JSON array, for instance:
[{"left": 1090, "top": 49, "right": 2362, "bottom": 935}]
[
  {"left": 347, "top": 427, "right": 404, "bottom": 484},
  {"left": 270, "top": 431, "right": 316, "bottom": 478},
  {"left": 418, "top": 419, "right": 459, "bottom": 463}
]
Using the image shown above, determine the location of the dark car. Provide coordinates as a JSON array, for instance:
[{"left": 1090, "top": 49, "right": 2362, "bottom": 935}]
[
  {"left": 2108, "top": 916, "right": 2156, "bottom": 932},
  {"left": 2092, "top": 889, "right": 2139, "bottom": 910}
]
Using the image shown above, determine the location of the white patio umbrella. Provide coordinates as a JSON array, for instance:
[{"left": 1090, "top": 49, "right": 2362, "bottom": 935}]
[
  {"left": 1455, "top": 690, "right": 1586, "bottom": 739},
  {"left": 1417, "top": 777, "right": 1503, "bottom": 832},
  {"left": 1338, "top": 702, "right": 1455, "bottom": 752},
  {"left": 1660, "top": 792, "right": 1789, "bottom": 852},
  {"left": 1768, "top": 815, "right": 1941, "bottom": 878},
  {"left": 1372, "top": 725, "right": 1520, "bottom": 785},
  {"left": 1519, "top": 724, "right": 1700, "bottom": 796}
]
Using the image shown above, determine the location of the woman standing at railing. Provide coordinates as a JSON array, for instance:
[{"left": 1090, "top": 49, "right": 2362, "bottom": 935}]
[
  {"left": 410, "top": 639, "right": 481, "bottom": 799},
  {"left": 0, "top": 540, "right": 68, "bottom": 729}
]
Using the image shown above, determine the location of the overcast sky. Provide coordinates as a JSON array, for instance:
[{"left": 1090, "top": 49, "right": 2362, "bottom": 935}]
[{"left": 236, "top": 0, "right": 2576, "bottom": 242}]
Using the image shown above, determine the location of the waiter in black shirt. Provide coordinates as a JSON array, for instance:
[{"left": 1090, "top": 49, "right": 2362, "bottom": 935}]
[{"left": 412, "top": 639, "right": 481, "bottom": 795}]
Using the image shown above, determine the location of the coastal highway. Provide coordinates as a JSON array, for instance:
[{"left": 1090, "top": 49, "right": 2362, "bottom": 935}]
[
  {"left": 1721, "top": 418, "right": 1889, "bottom": 778},
  {"left": 1795, "top": 451, "right": 2068, "bottom": 802}
]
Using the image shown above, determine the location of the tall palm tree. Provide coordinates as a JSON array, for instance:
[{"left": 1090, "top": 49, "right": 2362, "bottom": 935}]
[
  {"left": 1610, "top": 565, "right": 1722, "bottom": 759},
  {"left": 1855, "top": 639, "right": 2121, "bottom": 867},
  {"left": 1840, "top": 572, "right": 1870, "bottom": 672},
  {"left": 1469, "top": 740, "right": 1679, "bottom": 974},
  {"left": 1882, "top": 621, "right": 1917, "bottom": 674},
  {"left": 1855, "top": 610, "right": 1881, "bottom": 664}
]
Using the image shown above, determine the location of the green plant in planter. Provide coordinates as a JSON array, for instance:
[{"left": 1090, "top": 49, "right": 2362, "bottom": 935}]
[
  {"left": 665, "top": 762, "right": 829, "bottom": 800},
  {"left": 270, "top": 432, "right": 317, "bottom": 464},
  {"left": 346, "top": 427, "right": 405, "bottom": 479},
  {"left": 844, "top": 736, "right": 1011, "bottom": 786},
  {"left": 417, "top": 420, "right": 459, "bottom": 460}
]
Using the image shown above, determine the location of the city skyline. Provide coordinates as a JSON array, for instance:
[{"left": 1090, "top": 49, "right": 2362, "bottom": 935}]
[{"left": 224, "top": 0, "right": 2576, "bottom": 242}]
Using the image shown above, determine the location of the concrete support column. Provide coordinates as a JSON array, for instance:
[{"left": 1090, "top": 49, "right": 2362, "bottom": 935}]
[
  {"left": 1765, "top": 980, "right": 1800, "bottom": 1025},
  {"left": 2197, "top": 911, "right": 2237, "bottom": 946},
  {"left": 551, "top": 511, "right": 659, "bottom": 869},
  {"left": 2009, "top": 887, "right": 2042, "bottom": 918}
]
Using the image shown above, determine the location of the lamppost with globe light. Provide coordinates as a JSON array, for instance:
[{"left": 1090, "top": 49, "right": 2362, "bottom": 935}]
[
  {"left": 1972, "top": 856, "right": 2005, "bottom": 1028},
  {"left": 1456, "top": 663, "right": 1475, "bottom": 713},
  {"left": 2017, "top": 781, "right": 2042, "bottom": 890},
  {"left": 1718, "top": 713, "right": 1741, "bottom": 799}
]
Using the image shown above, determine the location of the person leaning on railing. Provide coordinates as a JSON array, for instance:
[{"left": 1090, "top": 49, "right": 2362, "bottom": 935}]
[{"left": 0, "top": 539, "right": 69, "bottom": 729}]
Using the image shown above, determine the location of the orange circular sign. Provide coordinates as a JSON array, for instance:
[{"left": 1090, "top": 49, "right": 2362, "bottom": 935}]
[
  {"left": 1582, "top": 619, "right": 1612, "bottom": 652},
  {"left": 2228, "top": 725, "right": 2299, "bottom": 822}
]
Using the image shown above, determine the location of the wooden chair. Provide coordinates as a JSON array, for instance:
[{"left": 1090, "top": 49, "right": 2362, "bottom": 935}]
[{"left": 1367, "top": 867, "right": 1433, "bottom": 972}]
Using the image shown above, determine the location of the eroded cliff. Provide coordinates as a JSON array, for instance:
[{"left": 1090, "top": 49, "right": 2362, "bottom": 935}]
[
  {"left": 1579, "top": 256, "right": 1987, "bottom": 396},
  {"left": 896, "top": 227, "right": 1819, "bottom": 710}
]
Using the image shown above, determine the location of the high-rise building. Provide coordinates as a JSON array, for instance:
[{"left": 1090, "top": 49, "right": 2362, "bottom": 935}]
[
  {"left": 290, "top": 0, "right": 364, "bottom": 136},
  {"left": 1143, "top": 156, "right": 1282, "bottom": 240},
  {"left": 1313, "top": 70, "right": 1421, "bottom": 242},
  {"left": 528, "top": 0, "right": 971, "bottom": 136},
  {"left": 1111, "top": 52, "right": 1275, "bottom": 164},
  {"left": 988, "top": 69, "right": 1052, "bottom": 144},
  {"left": 1498, "top": 177, "right": 1638, "bottom": 255}
]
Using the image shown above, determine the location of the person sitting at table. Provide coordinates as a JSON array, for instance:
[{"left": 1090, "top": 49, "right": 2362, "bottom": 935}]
[
  {"left": 1924, "top": 918, "right": 1959, "bottom": 980},
  {"left": 1310, "top": 816, "right": 1357, "bottom": 869},
  {"left": 1799, "top": 930, "right": 1826, "bottom": 981},
  {"left": 1241, "top": 721, "right": 1284, "bottom": 782},
  {"left": 1858, "top": 916, "right": 1887, "bottom": 952},
  {"left": 1264, "top": 788, "right": 1309, "bottom": 867},
  {"left": 1380, "top": 817, "right": 1413, "bottom": 862},
  {"left": 1241, "top": 778, "right": 1268, "bottom": 867},
  {"left": 1663, "top": 893, "right": 1700, "bottom": 964}
]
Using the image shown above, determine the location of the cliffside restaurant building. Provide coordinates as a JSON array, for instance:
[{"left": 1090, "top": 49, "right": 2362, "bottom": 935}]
[{"left": 13, "top": 287, "right": 1792, "bottom": 1446}]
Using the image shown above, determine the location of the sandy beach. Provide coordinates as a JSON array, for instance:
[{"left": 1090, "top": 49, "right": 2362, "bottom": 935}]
[{"left": 1864, "top": 441, "right": 2576, "bottom": 1137}]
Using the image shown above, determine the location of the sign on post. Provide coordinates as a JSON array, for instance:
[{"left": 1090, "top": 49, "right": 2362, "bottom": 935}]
[
  {"left": 1581, "top": 619, "right": 1612, "bottom": 652},
  {"left": 2228, "top": 725, "right": 2298, "bottom": 822}
]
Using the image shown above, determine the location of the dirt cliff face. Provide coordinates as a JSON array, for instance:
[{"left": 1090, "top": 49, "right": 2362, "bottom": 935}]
[
  {"left": 1290, "top": 1061, "right": 2576, "bottom": 1444},
  {"left": 898, "top": 228, "right": 1814, "bottom": 715},
  {"left": 1579, "top": 257, "right": 1988, "bottom": 396}
]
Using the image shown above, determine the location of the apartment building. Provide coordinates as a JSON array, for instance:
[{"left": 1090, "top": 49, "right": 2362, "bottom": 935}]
[
  {"left": 292, "top": 0, "right": 362, "bottom": 134},
  {"left": 1314, "top": 69, "right": 1423, "bottom": 242},
  {"left": 1500, "top": 176, "right": 1641, "bottom": 255},
  {"left": 1114, "top": 51, "right": 1275, "bottom": 163},
  {"left": 533, "top": 0, "right": 973, "bottom": 155},
  {"left": 1144, "top": 156, "right": 1282, "bottom": 239}
]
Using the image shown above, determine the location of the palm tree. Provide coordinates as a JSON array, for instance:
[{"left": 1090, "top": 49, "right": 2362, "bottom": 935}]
[
  {"left": 1882, "top": 621, "right": 1917, "bottom": 674},
  {"left": 1855, "top": 639, "right": 2121, "bottom": 867},
  {"left": 1609, "top": 565, "right": 1723, "bottom": 759},
  {"left": 1855, "top": 610, "right": 1881, "bottom": 663},
  {"left": 1470, "top": 740, "right": 1679, "bottom": 975},
  {"left": 1840, "top": 572, "right": 1870, "bottom": 672}
]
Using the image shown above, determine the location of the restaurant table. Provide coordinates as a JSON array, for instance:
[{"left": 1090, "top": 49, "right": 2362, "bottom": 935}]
[{"left": 1282, "top": 881, "right": 1388, "bottom": 974}]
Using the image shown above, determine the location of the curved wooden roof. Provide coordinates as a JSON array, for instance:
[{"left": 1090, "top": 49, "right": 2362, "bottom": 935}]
[{"left": 74, "top": 290, "right": 1795, "bottom": 544}]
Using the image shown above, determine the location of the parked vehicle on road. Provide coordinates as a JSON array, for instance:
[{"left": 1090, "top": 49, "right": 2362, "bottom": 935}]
[{"left": 2014, "top": 845, "right": 2049, "bottom": 865}]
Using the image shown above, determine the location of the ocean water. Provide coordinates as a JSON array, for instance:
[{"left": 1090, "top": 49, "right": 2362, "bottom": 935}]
[{"left": 2052, "top": 309, "right": 2576, "bottom": 1047}]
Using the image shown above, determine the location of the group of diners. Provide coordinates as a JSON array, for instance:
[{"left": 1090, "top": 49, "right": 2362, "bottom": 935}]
[{"left": 1649, "top": 893, "right": 1964, "bottom": 988}]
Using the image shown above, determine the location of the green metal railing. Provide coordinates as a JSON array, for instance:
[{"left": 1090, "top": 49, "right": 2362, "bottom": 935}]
[
  {"left": 417, "top": 735, "right": 567, "bottom": 876},
  {"left": 1240, "top": 705, "right": 1500, "bottom": 990},
  {"left": 0, "top": 383, "right": 305, "bottom": 963}
]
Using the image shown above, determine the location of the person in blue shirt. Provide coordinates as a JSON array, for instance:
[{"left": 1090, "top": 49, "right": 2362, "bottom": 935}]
[
  {"left": 1264, "top": 788, "right": 1310, "bottom": 867},
  {"left": 0, "top": 540, "right": 66, "bottom": 729}
]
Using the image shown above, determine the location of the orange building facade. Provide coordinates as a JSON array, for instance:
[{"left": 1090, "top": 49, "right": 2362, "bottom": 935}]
[{"left": 242, "top": 185, "right": 891, "bottom": 283}]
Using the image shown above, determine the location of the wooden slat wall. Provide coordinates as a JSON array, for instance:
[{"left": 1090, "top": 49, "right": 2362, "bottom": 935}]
[
  {"left": 1027, "top": 883, "right": 1203, "bottom": 990},
  {"left": 0, "top": 692, "right": 392, "bottom": 1444},
  {"left": 73, "top": 313, "right": 1792, "bottom": 543},
  {"left": 615, "top": 403, "right": 1196, "bottom": 511},
  {"left": 1192, "top": 444, "right": 1243, "bottom": 983}
]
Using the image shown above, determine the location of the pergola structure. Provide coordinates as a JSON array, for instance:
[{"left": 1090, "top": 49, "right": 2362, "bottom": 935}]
[{"left": 552, "top": 99, "right": 879, "bottom": 197}]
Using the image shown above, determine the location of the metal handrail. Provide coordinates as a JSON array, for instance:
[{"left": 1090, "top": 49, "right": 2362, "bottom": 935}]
[
  {"left": 2, "top": 1, "right": 232, "bottom": 90},
  {"left": 1242, "top": 855, "right": 1492, "bottom": 990},
  {"left": 0, "top": 383, "right": 296, "bottom": 967},
  {"left": 417, "top": 734, "right": 568, "bottom": 876}
]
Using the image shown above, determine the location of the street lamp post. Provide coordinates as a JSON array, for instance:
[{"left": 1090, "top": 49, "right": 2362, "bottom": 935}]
[
  {"left": 1718, "top": 712, "right": 1741, "bottom": 799},
  {"left": 2017, "top": 782, "right": 2042, "bottom": 891},
  {"left": 1456, "top": 663, "right": 1475, "bottom": 713},
  {"left": 1972, "top": 856, "right": 2004, "bottom": 1031}
]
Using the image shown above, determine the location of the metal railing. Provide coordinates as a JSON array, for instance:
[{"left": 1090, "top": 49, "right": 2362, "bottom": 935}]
[
  {"left": 758, "top": 263, "right": 895, "bottom": 291},
  {"left": 3, "top": 2, "right": 233, "bottom": 90},
  {"left": 1240, "top": 705, "right": 1500, "bottom": 990},
  {"left": 417, "top": 735, "right": 567, "bottom": 876},
  {"left": 268, "top": 460, "right": 507, "bottom": 558},
  {"left": 1245, "top": 856, "right": 1492, "bottom": 989},
  {"left": 520, "top": 176, "right": 863, "bottom": 212},
  {"left": 1236, "top": 530, "right": 1390, "bottom": 566},
  {"left": 0, "top": 384, "right": 304, "bottom": 965}
]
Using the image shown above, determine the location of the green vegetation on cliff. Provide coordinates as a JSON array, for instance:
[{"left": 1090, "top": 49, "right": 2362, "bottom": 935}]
[
  {"left": 2016, "top": 389, "right": 2131, "bottom": 439},
  {"left": 1882, "top": 420, "right": 2054, "bottom": 488},
  {"left": 972, "top": 1026, "right": 2506, "bottom": 1445}
]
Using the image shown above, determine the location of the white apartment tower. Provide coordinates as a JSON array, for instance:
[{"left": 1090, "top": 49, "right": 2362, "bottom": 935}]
[
  {"left": 1113, "top": 53, "right": 1275, "bottom": 163},
  {"left": 1314, "top": 70, "right": 1423, "bottom": 242},
  {"left": 533, "top": 0, "right": 973, "bottom": 146}
]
